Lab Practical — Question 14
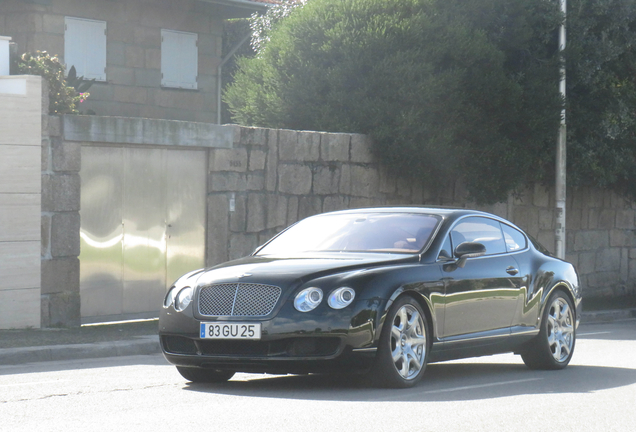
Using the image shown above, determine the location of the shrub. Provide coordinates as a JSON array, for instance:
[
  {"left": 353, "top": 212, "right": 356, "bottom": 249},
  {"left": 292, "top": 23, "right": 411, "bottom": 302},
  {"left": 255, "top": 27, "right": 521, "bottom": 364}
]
[
  {"left": 225, "top": 0, "right": 563, "bottom": 204},
  {"left": 14, "top": 51, "right": 91, "bottom": 115}
]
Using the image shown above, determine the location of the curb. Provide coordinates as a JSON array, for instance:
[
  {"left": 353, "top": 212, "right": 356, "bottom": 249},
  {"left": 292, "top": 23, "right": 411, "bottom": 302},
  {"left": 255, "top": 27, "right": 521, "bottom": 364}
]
[
  {"left": 0, "top": 336, "right": 160, "bottom": 366},
  {"left": 580, "top": 308, "right": 636, "bottom": 324}
]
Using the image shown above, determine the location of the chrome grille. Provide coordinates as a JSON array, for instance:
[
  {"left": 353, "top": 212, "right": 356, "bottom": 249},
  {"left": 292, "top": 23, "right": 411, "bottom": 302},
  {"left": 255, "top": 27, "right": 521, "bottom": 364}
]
[{"left": 198, "top": 283, "right": 282, "bottom": 317}]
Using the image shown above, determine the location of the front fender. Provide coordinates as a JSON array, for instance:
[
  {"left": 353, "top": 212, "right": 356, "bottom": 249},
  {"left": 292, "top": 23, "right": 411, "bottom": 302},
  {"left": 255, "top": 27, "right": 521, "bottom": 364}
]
[{"left": 331, "top": 263, "right": 444, "bottom": 348}]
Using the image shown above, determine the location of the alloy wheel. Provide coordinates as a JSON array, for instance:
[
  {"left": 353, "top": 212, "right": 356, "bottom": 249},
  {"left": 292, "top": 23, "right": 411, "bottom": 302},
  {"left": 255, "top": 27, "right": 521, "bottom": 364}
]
[
  {"left": 547, "top": 297, "right": 574, "bottom": 363},
  {"left": 389, "top": 304, "right": 427, "bottom": 380}
]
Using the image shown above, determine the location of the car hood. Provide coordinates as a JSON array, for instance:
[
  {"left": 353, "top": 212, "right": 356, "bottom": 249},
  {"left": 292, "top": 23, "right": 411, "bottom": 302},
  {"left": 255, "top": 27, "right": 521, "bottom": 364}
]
[{"left": 182, "top": 252, "right": 418, "bottom": 290}]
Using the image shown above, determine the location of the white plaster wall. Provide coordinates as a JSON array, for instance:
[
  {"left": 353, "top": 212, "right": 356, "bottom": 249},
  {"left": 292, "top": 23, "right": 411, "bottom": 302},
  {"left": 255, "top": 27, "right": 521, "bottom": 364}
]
[{"left": 0, "top": 75, "right": 42, "bottom": 329}]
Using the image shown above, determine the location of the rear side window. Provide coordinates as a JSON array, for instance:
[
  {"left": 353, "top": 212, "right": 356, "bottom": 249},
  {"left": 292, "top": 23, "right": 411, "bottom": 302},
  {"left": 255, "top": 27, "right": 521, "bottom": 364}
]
[
  {"left": 501, "top": 224, "right": 527, "bottom": 252},
  {"left": 451, "top": 217, "right": 506, "bottom": 256}
]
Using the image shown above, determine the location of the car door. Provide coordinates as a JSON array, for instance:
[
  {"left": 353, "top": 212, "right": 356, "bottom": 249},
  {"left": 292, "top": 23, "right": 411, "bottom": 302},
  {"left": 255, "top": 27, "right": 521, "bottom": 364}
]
[{"left": 441, "top": 216, "right": 525, "bottom": 338}]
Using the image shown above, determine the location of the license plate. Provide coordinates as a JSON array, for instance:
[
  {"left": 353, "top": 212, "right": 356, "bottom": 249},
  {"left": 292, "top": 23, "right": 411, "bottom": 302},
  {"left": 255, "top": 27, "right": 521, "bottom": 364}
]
[{"left": 200, "top": 322, "right": 261, "bottom": 340}]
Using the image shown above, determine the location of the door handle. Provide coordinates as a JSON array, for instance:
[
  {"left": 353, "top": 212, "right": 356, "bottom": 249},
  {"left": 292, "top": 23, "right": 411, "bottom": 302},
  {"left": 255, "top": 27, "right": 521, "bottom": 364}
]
[{"left": 506, "top": 266, "right": 519, "bottom": 276}]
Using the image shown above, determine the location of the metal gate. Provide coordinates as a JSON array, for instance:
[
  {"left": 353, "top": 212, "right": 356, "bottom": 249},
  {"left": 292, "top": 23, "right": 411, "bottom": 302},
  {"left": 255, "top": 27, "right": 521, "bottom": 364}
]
[{"left": 79, "top": 146, "right": 206, "bottom": 323}]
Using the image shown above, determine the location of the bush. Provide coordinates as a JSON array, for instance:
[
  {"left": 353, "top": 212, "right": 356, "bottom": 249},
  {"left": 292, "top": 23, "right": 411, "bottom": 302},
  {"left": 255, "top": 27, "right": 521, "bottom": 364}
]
[
  {"left": 564, "top": 0, "right": 636, "bottom": 200},
  {"left": 13, "top": 51, "right": 90, "bottom": 115},
  {"left": 225, "top": 0, "right": 563, "bottom": 204}
]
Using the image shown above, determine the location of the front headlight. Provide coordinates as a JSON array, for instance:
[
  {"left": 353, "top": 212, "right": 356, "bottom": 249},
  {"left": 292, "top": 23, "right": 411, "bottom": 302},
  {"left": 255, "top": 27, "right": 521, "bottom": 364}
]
[
  {"left": 163, "top": 286, "right": 178, "bottom": 308},
  {"left": 328, "top": 287, "right": 356, "bottom": 309},
  {"left": 174, "top": 286, "right": 193, "bottom": 311},
  {"left": 294, "top": 287, "right": 323, "bottom": 312}
]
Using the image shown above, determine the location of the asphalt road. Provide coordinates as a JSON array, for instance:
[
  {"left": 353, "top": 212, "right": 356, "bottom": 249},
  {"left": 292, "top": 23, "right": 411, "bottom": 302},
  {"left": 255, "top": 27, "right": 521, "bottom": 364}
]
[{"left": 1, "top": 320, "right": 634, "bottom": 432}]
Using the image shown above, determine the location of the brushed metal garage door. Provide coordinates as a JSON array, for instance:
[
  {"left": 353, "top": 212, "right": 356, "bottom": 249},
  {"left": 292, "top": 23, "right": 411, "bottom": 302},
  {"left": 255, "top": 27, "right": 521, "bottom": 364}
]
[{"left": 79, "top": 146, "right": 206, "bottom": 323}]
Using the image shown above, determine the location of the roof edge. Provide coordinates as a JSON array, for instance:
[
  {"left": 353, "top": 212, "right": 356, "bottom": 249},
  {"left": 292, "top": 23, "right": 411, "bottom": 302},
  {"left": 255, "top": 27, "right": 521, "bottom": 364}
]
[{"left": 198, "top": 0, "right": 271, "bottom": 13}]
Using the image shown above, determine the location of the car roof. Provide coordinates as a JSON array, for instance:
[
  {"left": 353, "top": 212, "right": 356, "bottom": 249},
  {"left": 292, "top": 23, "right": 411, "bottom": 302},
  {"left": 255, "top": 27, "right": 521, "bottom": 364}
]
[{"left": 319, "top": 206, "right": 491, "bottom": 219}]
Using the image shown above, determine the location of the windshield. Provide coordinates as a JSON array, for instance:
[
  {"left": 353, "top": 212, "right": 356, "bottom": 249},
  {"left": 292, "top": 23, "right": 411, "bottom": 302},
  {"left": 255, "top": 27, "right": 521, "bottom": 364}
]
[{"left": 256, "top": 213, "right": 441, "bottom": 256}]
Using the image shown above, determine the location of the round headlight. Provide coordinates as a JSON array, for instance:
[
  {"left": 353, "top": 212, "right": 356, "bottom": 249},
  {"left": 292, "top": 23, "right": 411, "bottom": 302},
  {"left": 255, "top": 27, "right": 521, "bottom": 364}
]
[
  {"left": 328, "top": 287, "right": 356, "bottom": 309},
  {"left": 163, "top": 287, "right": 178, "bottom": 308},
  {"left": 294, "top": 287, "right": 323, "bottom": 312},
  {"left": 175, "top": 286, "right": 193, "bottom": 311}
]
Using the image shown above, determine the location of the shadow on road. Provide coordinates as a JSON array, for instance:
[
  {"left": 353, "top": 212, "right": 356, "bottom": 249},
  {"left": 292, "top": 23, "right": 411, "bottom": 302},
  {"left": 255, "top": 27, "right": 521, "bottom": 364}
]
[{"left": 183, "top": 361, "right": 636, "bottom": 402}]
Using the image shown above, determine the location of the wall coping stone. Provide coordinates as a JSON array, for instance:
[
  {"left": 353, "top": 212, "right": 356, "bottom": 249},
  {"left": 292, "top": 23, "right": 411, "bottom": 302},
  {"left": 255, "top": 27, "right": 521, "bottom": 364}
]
[{"left": 63, "top": 115, "right": 233, "bottom": 148}]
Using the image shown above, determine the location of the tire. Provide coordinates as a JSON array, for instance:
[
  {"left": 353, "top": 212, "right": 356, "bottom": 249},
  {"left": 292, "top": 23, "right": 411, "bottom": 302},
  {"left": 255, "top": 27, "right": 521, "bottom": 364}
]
[
  {"left": 521, "top": 290, "right": 576, "bottom": 370},
  {"left": 370, "top": 295, "right": 430, "bottom": 388},
  {"left": 176, "top": 366, "right": 235, "bottom": 383}
]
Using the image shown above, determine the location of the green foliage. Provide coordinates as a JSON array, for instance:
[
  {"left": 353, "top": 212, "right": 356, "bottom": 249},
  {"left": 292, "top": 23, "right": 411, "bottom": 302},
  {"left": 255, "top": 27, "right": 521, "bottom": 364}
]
[
  {"left": 221, "top": 18, "right": 254, "bottom": 124},
  {"left": 565, "top": 0, "right": 636, "bottom": 200},
  {"left": 14, "top": 51, "right": 90, "bottom": 115},
  {"left": 221, "top": 1, "right": 308, "bottom": 123},
  {"left": 65, "top": 65, "right": 95, "bottom": 94},
  {"left": 225, "top": 0, "right": 563, "bottom": 204}
]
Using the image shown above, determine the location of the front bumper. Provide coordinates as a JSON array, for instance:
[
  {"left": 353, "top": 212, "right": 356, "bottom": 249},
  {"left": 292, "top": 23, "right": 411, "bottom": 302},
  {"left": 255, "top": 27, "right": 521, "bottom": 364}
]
[{"left": 158, "top": 298, "right": 383, "bottom": 374}]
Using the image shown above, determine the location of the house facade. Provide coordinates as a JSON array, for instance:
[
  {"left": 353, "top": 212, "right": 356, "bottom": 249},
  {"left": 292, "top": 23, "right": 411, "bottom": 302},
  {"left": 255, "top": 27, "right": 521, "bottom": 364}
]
[{"left": 0, "top": 0, "right": 269, "bottom": 123}]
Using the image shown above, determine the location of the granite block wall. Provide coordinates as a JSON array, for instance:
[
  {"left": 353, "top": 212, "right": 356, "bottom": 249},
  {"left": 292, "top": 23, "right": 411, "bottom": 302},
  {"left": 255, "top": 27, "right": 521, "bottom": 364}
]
[
  {"left": 27, "top": 119, "right": 636, "bottom": 327},
  {"left": 210, "top": 126, "right": 636, "bottom": 301},
  {"left": 41, "top": 114, "right": 81, "bottom": 327}
]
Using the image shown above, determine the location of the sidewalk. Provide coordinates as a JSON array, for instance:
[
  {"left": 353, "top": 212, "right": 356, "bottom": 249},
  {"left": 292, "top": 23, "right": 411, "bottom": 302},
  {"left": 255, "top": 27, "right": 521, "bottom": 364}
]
[
  {"left": 0, "top": 310, "right": 634, "bottom": 366},
  {"left": 0, "top": 319, "right": 161, "bottom": 366}
]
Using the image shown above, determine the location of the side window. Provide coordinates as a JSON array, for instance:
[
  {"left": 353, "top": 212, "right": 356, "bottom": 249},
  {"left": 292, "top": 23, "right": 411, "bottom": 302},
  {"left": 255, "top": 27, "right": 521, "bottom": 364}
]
[
  {"left": 161, "top": 29, "right": 198, "bottom": 89},
  {"left": 501, "top": 223, "right": 527, "bottom": 252},
  {"left": 64, "top": 17, "right": 107, "bottom": 81},
  {"left": 451, "top": 217, "right": 506, "bottom": 256}
]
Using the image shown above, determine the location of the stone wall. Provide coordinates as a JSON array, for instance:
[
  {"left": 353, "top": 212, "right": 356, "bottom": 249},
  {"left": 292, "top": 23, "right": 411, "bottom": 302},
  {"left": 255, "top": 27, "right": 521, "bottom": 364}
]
[
  {"left": 0, "top": 75, "right": 42, "bottom": 330},
  {"left": 211, "top": 126, "right": 636, "bottom": 301},
  {"left": 206, "top": 127, "right": 448, "bottom": 265},
  {"left": 4, "top": 116, "right": 629, "bottom": 328},
  {"left": 509, "top": 184, "right": 636, "bottom": 299},
  {"left": 41, "top": 114, "right": 81, "bottom": 327}
]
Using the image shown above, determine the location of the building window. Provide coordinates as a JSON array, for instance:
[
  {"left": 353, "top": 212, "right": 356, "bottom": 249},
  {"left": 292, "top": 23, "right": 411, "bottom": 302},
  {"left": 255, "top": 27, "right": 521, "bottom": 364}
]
[
  {"left": 161, "top": 29, "right": 198, "bottom": 90},
  {"left": 64, "top": 17, "right": 107, "bottom": 81}
]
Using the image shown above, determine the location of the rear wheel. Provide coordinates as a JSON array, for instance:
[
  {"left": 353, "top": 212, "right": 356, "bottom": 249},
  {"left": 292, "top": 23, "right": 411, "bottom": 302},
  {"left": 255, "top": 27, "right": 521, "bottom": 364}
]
[
  {"left": 521, "top": 290, "right": 575, "bottom": 370},
  {"left": 370, "top": 295, "right": 429, "bottom": 388},
  {"left": 176, "top": 367, "right": 235, "bottom": 383}
]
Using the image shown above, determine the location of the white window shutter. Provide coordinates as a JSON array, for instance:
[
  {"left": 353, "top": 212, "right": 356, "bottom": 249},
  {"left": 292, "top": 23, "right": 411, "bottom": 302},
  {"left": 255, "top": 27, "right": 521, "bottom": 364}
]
[
  {"left": 83, "top": 20, "right": 107, "bottom": 80},
  {"left": 161, "top": 29, "right": 198, "bottom": 90},
  {"left": 64, "top": 17, "right": 107, "bottom": 81}
]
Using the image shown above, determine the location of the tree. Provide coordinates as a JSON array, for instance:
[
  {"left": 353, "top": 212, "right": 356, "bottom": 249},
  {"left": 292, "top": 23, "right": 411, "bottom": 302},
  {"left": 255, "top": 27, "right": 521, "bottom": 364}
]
[
  {"left": 227, "top": 0, "right": 636, "bottom": 204},
  {"left": 221, "top": 1, "right": 308, "bottom": 123},
  {"left": 565, "top": 0, "right": 636, "bottom": 200},
  {"left": 249, "top": 0, "right": 308, "bottom": 54},
  {"left": 225, "top": 0, "right": 563, "bottom": 204}
]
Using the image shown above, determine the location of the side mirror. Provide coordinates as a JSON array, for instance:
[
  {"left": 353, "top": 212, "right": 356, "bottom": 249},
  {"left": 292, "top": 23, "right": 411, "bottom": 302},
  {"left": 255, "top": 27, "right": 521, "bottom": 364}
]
[{"left": 454, "top": 242, "right": 486, "bottom": 268}]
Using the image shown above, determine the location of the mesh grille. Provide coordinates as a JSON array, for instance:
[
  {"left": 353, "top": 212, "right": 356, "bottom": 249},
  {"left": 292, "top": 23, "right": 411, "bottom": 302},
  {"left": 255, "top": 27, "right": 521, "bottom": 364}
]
[
  {"left": 162, "top": 336, "right": 198, "bottom": 355},
  {"left": 198, "top": 283, "right": 282, "bottom": 317}
]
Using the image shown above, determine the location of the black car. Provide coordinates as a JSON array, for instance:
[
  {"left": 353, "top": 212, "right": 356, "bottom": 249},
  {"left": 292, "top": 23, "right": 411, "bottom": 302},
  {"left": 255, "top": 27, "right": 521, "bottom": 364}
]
[{"left": 159, "top": 207, "right": 581, "bottom": 388}]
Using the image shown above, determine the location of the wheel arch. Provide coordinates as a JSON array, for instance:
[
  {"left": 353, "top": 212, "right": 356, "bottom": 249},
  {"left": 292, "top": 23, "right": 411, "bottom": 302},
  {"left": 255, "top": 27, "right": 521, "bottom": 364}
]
[
  {"left": 376, "top": 288, "right": 435, "bottom": 346},
  {"left": 542, "top": 282, "right": 578, "bottom": 321}
]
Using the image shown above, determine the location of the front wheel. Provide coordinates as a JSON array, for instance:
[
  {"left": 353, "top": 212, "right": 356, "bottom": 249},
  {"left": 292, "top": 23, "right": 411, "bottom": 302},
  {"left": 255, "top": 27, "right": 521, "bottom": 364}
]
[
  {"left": 176, "top": 366, "right": 235, "bottom": 383},
  {"left": 369, "top": 295, "right": 429, "bottom": 388},
  {"left": 521, "top": 290, "right": 576, "bottom": 370}
]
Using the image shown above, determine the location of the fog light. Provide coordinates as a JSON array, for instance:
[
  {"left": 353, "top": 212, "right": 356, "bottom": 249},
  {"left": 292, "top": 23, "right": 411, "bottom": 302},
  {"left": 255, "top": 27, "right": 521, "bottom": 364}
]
[
  {"left": 328, "top": 287, "right": 356, "bottom": 309},
  {"left": 294, "top": 287, "right": 323, "bottom": 312},
  {"left": 175, "top": 286, "right": 193, "bottom": 311}
]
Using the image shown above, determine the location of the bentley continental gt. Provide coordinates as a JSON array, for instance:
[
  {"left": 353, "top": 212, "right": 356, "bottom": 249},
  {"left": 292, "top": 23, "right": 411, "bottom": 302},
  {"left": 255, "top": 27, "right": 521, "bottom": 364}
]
[{"left": 159, "top": 207, "right": 581, "bottom": 388}]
